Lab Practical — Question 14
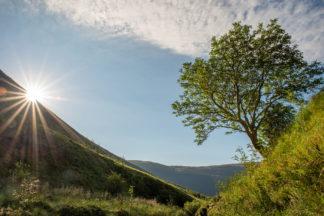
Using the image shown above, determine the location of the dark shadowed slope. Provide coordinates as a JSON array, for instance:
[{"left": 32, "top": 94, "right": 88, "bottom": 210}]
[
  {"left": 0, "top": 69, "right": 193, "bottom": 206},
  {"left": 130, "top": 160, "right": 244, "bottom": 196}
]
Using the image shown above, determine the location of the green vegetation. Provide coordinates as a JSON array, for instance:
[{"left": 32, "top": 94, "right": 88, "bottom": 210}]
[
  {"left": 0, "top": 161, "right": 200, "bottom": 215},
  {"left": 0, "top": 185, "right": 188, "bottom": 215},
  {"left": 172, "top": 19, "right": 323, "bottom": 156},
  {"left": 207, "top": 92, "right": 324, "bottom": 215},
  {"left": 0, "top": 129, "right": 194, "bottom": 207}
]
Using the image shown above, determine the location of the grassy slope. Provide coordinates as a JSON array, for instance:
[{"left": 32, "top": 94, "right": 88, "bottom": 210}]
[
  {"left": 208, "top": 92, "right": 324, "bottom": 215},
  {"left": 0, "top": 70, "right": 194, "bottom": 206},
  {"left": 130, "top": 160, "right": 244, "bottom": 196},
  {"left": 0, "top": 117, "right": 194, "bottom": 206},
  {"left": 0, "top": 186, "right": 187, "bottom": 216}
]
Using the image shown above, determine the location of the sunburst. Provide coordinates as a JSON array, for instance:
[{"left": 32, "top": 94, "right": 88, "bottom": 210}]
[
  {"left": 0, "top": 72, "right": 75, "bottom": 172},
  {"left": 25, "top": 86, "right": 45, "bottom": 103}
]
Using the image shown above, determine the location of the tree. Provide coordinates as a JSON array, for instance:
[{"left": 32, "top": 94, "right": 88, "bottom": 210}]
[
  {"left": 258, "top": 103, "right": 295, "bottom": 147},
  {"left": 172, "top": 19, "right": 323, "bottom": 157}
]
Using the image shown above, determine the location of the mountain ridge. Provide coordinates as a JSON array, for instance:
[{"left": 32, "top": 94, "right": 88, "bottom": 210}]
[{"left": 130, "top": 160, "right": 244, "bottom": 196}]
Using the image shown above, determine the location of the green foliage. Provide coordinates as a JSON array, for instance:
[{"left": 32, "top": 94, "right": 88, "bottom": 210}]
[
  {"left": 0, "top": 130, "right": 194, "bottom": 207},
  {"left": 0, "top": 189, "right": 187, "bottom": 216},
  {"left": 10, "top": 162, "right": 32, "bottom": 184},
  {"left": 208, "top": 92, "right": 324, "bottom": 215},
  {"left": 0, "top": 207, "right": 26, "bottom": 216},
  {"left": 128, "top": 185, "right": 135, "bottom": 198},
  {"left": 259, "top": 103, "right": 295, "bottom": 148},
  {"left": 183, "top": 200, "right": 201, "bottom": 215},
  {"left": 8, "top": 162, "right": 42, "bottom": 204},
  {"left": 12, "top": 178, "right": 41, "bottom": 203},
  {"left": 172, "top": 19, "right": 323, "bottom": 156},
  {"left": 0, "top": 162, "right": 194, "bottom": 215},
  {"left": 232, "top": 143, "right": 261, "bottom": 169},
  {"left": 106, "top": 173, "right": 128, "bottom": 196},
  {"left": 58, "top": 205, "right": 105, "bottom": 216},
  {"left": 182, "top": 199, "right": 209, "bottom": 216}
]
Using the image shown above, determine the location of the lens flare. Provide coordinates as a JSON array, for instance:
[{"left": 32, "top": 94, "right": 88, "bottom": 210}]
[
  {"left": 0, "top": 70, "right": 69, "bottom": 171},
  {"left": 25, "top": 86, "right": 45, "bottom": 103}
]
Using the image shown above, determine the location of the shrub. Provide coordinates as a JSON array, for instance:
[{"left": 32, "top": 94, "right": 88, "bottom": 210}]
[
  {"left": 23, "top": 200, "right": 53, "bottom": 212},
  {"left": 183, "top": 200, "right": 201, "bottom": 216},
  {"left": 58, "top": 205, "right": 105, "bottom": 216},
  {"left": 52, "top": 187, "right": 90, "bottom": 198},
  {"left": 128, "top": 185, "right": 134, "bottom": 198},
  {"left": 106, "top": 173, "right": 128, "bottom": 196},
  {"left": 12, "top": 178, "right": 41, "bottom": 203},
  {"left": 115, "top": 209, "right": 130, "bottom": 216},
  {"left": 0, "top": 207, "right": 27, "bottom": 216},
  {"left": 10, "top": 162, "right": 32, "bottom": 184}
]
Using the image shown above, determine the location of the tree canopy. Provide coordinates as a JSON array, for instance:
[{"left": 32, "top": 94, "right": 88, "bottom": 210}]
[{"left": 172, "top": 19, "right": 323, "bottom": 156}]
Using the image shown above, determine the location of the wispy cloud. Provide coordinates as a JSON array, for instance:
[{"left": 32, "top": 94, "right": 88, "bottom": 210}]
[{"left": 24, "top": 0, "right": 324, "bottom": 59}]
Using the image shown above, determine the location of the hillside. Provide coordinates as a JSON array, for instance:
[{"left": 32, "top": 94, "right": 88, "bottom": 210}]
[
  {"left": 208, "top": 92, "right": 324, "bottom": 215},
  {"left": 0, "top": 69, "right": 193, "bottom": 206},
  {"left": 130, "top": 160, "right": 244, "bottom": 196}
]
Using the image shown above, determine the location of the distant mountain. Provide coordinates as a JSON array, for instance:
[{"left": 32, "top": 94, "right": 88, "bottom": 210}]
[
  {"left": 130, "top": 160, "right": 244, "bottom": 196},
  {"left": 0, "top": 69, "right": 193, "bottom": 206}
]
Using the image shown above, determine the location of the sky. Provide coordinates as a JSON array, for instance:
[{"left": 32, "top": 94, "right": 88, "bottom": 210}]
[{"left": 0, "top": 0, "right": 323, "bottom": 166}]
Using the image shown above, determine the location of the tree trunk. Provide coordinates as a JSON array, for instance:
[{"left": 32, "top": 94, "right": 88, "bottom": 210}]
[{"left": 248, "top": 131, "right": 265, "bottom": 157}]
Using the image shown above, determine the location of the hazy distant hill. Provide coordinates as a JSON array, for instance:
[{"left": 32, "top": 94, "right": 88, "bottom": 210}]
[
  {"left": 0, "top": 69, "right": 193, "bottom": 206},
  {"left": 130, "top": 160, "right": 244, "bottom": 196}
]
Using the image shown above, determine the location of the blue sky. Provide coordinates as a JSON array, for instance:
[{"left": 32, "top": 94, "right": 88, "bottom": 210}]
[{"left": 0, "top": 0, "right": 323, "bottom": 166}]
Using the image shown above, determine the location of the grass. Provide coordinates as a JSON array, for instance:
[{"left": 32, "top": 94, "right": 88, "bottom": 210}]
[
  {"left": 0, "top": 112, "right": 195, "bottom": 207},
  {"left": 0, "top": 164, "right": 205, "bottom": 215},
  {"left": 207, "top": 92, "right": 324, "bottom": 215},
  {"left": 0, "top": 193, "right": 186, "bottom": 215}
]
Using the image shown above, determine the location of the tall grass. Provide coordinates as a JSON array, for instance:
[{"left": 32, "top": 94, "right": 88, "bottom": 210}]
[{"left": 208, "top": 92, "right": 324, "bottom": 215}]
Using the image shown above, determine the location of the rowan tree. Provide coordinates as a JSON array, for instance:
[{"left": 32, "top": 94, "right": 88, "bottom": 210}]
[{"left": 172, "top": 19, "right": 323, "bottom": 156}]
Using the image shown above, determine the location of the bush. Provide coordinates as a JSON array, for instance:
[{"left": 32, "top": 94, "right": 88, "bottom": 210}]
[
  {"left": 12, "top": 178, "right": 41, "bottom": 202},
  {"left": 0, "top": 193, "right": 18, "bottom": 208},
  {"left": 58, "top": 205, "right": 105, "bottom": 216},
  {"left": 115, "top": 209, "right": 130, "bottom": 216},
  {"left": 0, "top": 207, "right": 27, "bottom": 216},
  {"left": 183, "top": 200, "right": 201, "bottom": 216},
  {"left": 23, "top": 200, "right": 53, "bottom": 212},
  {"left": 106, "top": 173, "right": 128, "bottom": 196}
]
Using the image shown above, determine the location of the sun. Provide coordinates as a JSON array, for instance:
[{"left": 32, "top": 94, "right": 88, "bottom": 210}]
[{"left": 25, "top": 86, "right": 45, "bottom": 103}]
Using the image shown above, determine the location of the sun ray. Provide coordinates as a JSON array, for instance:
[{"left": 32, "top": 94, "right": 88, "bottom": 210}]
[
  {"left": 0, "top": 78, "right": 25, "bottom": 92},
  {"left": 35, "top": 103, "right": 51, "bottom": 139},
  {"left": 0, "top": 70, "right": 67, "bottom": 169},
  {"left": 4, "top": 102, "right": 31, "bottom": 162},
  {"left": 0, "top": 101, "right": 29, "bottom": 136},
  {"left": 6, "top": 91, "right": 25, "bottom": 96},
  {"left": 31, "top": 103, "right": 39, "bottom": 173},
  {"left": 0, "top": 99, "right": 26, "bottom": 115},
  {"left": 35, "top": 102, "right": 58, "bottom": 164},
  {"left": 0, "top": 95, "right": 25, "bottom": 102}
]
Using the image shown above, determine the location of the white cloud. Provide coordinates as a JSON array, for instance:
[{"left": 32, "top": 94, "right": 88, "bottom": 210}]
[{"left": 25, "top": 0, "right": 324, "bottom": 59}]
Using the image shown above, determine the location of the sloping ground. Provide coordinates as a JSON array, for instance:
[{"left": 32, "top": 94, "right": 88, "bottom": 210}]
[
  {"left": 0, "top": 70, "right": 193, "bottom": 206},
  {"left": 208, "top": 92, "right": 324, "bottom": 215},
  {"left": 130, "top": 160, "right": 244, "bottom": 196}
]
